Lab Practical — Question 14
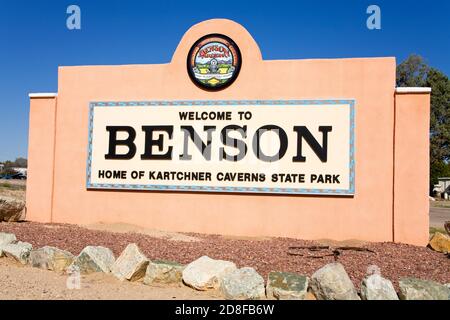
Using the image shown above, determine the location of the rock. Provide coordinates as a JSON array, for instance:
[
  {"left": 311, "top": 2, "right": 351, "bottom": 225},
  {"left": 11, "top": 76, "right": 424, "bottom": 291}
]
[
  {"left": 69, "top": 246, "right": 115, "bottom": 274},
  {"left": 29, "top": 246, "right": 75, "bottom": 273},
  {"left": 0, "top": 232, "right": 17, "bottom": 256},
  {"left": 310, "top": 263, "right": 360, "bottom": 300},
  {"left": 182, "top": 255, "right": 237, "bottom": 290},
  {"left": 0, "top": 196, "right": 25, "bottom": 222},
  {"left": 399, "top": 278, "right": 449, "bottom": 300},
  {"left": 306, "top": 291, "right": 317, "bottom": 300},
  {"left": 220, "top": 267, "right": 265, "bottom": 300},
  {"left": 360, "top": 274, "right": 398, "bottom": 300},
  {"left": 111, "top": 243, "right": 149, "bottom": 281},
  {"left": 0, "top": 232, "right": 16, "bottom": 246},
  {"left": 143, "top": 260, "right": 184, "bottom": 285},
  {"left": 266, "top": 271, "right": 309, "bottom": 300},
  {"left": 429, "top": 232, "right": 450, "bottom": 253},
  {"left": 2, "top": 241, "right": 32, "bottom": 264}
]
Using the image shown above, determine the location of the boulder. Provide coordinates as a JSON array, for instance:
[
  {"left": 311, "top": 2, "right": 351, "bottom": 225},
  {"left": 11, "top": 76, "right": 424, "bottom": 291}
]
[
  {"left": 0, "top": 196, "right": 25, "bottom": 222},
  {"left": 29, "top": 246, "right": 75, "bottom": 273},
  {"left": 266, "top": 271, "right": 309, "bottom": 300},
  {"left": 220, "top": 267, "right": 265, "bottom": 300},
  {"left": 111, "top": 243, "right": 149, "bottom": 281},
  {"left": 360, "top": 274, "right": 398, "bottom": 300},
  {"left": 0, "top": 232, "right": 17, "bottom": 256},
  {"left": 143, "top": 260, "right": 184, "bottom": 285},
  {"left": 310, "top": 263, "right": 360, "bottom": 300},
  {"left": 2, "top": 241, "right": 32, "bottom": 264},
  {"left": 0, "top": 232, "right": 16, "bottom": 246},
  {"left": 69, "top": 246, "right": 115, "bottom": 274},
  {"left": 399, "top": 278, "right": 449, "bottom": 300},
  {"left": 429, "top": 232, "right": 450, "bottom": 253},
  {"left": 182, "top": 255, "right": 237, "bottom": 290}
]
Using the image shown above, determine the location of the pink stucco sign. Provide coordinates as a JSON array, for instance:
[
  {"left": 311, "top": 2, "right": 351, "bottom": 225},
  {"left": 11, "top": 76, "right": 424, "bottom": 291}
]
[{"left": 26, "top": 19, "right": 430, "bottom": 245}]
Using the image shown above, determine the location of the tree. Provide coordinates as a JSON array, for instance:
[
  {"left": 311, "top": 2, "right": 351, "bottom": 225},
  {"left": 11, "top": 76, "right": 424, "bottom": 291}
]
[
  {"left": 3, "top": 160, "right": 14, "bottom": 169},
  {"left": 427, "top": 69, "right": 450, "bottom": 166},
  {"left": 13, "top": 157, "right": 27, "bottom": 168},
  {"left": 430, "top": 161, "right": 450, "bottom": 187},
  {"left": 397, "top": 55, "right": 450, "bottom": 189},
  {"left": 396, "top": 54, "right": 429, "bottom": 87}
]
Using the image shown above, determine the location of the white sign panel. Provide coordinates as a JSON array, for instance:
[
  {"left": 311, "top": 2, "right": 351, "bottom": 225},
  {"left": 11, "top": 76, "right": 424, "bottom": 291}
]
[{"left": 87, "top": 100, "right": 355, "bottom": 195}]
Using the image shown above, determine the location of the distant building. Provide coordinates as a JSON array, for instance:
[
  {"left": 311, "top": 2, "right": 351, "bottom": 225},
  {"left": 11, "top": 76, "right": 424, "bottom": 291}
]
[
  {"left": 434, "top": 177, "right": 450, "bottom": 198},
  {"left": 0, "top": 164, "right": 4, "bottom": 171}
]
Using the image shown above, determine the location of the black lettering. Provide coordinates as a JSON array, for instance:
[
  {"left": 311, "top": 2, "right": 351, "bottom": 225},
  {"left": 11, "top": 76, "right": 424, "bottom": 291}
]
[
  {"left": 219, "top": 125, "right": 248, "bottom": 161},
  {"left": 252, "top": 125, "right": 288, "bottom": 162},
  {"left": 141, "top": 126, "right": 173, "bottom": 160},
  {"left": 179, "top": 112, "right": 189, "bottom": 120},
  {"left": 292, "top": 126, "right": 332, "bottom": 162},
  {"left": 179, "top": 126, "right": 216, "bottom": 161},
  {"left": 105, "top": 126, "right": 136, "bottom": 160}
]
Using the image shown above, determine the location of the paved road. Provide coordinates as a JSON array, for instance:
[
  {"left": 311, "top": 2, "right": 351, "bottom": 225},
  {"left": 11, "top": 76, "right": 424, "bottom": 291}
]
[{"left": 430, "top": 206, "right": 450, "bottom": 228}]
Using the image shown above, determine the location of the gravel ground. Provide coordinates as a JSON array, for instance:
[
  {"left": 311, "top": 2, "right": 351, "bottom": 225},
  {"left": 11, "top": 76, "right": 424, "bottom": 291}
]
[{"left": 0, "top": 222, "right": 448, "bottom": 290}]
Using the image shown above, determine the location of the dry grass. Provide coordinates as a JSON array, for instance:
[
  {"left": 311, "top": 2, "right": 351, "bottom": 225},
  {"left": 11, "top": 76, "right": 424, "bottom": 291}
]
[
  {"left": 0, "top": 180, "right": 25, "bottom": 201},
  {"left": 430, "top": 227, "right": 447, "bottom": 236},
  {"left": 0, "top": 182, "right": 25, "bottom": 191},
  {"left": 430, "top": 200, "right": 450, "bottom": 208}
]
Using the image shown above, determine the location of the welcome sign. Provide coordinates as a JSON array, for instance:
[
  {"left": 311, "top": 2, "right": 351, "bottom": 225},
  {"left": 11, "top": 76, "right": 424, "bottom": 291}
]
[
  {"left": 86, "top": 100, "right": 355, "bottom": 195},
  {"left": 26, "top": 19, "right": 430, "bottom": 245}
]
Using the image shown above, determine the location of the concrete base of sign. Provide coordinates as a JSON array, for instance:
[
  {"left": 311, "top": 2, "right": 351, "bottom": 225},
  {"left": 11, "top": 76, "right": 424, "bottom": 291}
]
[{"left": 26, "top": 19, "right": 430, "bottom": 246}]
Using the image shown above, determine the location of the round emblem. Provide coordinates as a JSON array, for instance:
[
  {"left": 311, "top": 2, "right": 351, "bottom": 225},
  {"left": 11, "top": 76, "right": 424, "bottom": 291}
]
[{"left": 187, "top": 34, "right": 242, "bottom": 90}]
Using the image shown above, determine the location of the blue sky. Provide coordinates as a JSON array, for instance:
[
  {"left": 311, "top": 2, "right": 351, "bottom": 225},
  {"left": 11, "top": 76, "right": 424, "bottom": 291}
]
[{"left": 0, "top": 0, "right": 449, "bottom": 161}]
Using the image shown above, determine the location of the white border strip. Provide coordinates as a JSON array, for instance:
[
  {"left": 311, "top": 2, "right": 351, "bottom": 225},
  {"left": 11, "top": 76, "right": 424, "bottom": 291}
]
[
  {"left": 395, "top": 87, "right": 431, "bottom": 93},
  {"left": 29, "top": 92, "right": 58, "bottom": 98}
]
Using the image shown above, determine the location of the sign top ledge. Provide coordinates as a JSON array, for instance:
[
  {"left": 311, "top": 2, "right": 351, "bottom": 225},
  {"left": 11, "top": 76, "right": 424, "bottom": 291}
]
[
  {"left": 29, "top": 93, "right": 57, "bottom": 98},
  {"left": 395, "top": 87, "right": 431, "bottom": 94}
]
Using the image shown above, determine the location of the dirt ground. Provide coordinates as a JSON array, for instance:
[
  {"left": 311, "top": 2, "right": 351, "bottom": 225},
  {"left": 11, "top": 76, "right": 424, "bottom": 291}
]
[
  {"left": 85, "top": 222, "right": 202, "bottom": 242},
  {"left": 0, "top": 258, "right": 221, "bottom": 300}
]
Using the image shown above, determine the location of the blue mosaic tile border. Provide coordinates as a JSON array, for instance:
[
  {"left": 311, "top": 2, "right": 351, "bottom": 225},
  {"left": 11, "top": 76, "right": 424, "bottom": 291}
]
[{"left": 86, "top": 100, "right": 355, "bottom": 196}]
